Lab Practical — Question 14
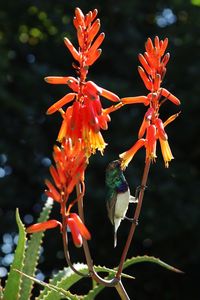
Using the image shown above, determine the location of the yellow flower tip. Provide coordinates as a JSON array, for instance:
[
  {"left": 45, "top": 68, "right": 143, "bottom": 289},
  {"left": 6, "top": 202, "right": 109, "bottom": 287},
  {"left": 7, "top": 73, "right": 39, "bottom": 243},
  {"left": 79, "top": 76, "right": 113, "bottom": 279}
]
[
  {"left": 119, "top": 139, "right": 146, "bottom": 170},
  {"left": 44, "top": 77, "right": 50, "bottom": 83},
  {"left": 119, "top": 155, "right": 129, "bottom": 170},
  {"left": 159, "top": 138, "right": 174, "bottom": 168}
]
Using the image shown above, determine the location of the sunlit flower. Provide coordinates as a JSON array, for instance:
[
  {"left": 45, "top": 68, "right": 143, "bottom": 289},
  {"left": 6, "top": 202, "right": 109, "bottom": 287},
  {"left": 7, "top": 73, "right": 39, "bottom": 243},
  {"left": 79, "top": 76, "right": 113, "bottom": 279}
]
[
  {"left": 26, "top": 137, "right": 91, "bottom": 247},
  {"left": 26, "top": 213, "right": 91, "bottom": 248},
  {"left": 45, "top": 138, "right": 87, "bottom": 202},
  {"left": 45, "top": 8, "right": 120, "bottom": 156},
  {"left": 120, "top": 37, "right": 180, "bottom": 168},
  {"left": 26, "top": 220, "right": 62, "bottom": 233},
  {"left": 66, "top": 213, "right": 91, "bottom": 248}
]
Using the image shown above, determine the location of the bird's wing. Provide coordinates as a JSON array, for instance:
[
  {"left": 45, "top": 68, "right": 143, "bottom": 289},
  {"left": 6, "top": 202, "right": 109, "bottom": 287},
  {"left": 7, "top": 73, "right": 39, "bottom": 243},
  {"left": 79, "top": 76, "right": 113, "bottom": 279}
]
[{"left": 106, "top": 191, "right": 117, "bottom": 225}]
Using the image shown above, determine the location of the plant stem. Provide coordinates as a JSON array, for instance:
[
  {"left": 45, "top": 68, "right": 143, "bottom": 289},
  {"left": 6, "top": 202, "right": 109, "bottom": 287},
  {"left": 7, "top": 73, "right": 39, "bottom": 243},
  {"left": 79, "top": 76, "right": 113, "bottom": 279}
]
[
  {"left": 61, "top": 202, "right": 88, "bottom": 277},
  {"left": 76, "top": 183, "right": 120, "bottom": 287},
  {"left": 115, "top": 281, "right": 130, "bottom": 300},
  {"left": 116, "top": 159, "right": 151, "bottom": 279}
]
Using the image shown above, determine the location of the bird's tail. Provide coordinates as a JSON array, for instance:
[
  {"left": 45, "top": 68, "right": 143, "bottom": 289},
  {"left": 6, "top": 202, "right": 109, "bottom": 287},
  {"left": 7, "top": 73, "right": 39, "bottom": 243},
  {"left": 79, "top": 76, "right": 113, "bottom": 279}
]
[{"left": 114, "top": 219, "right": 121, "bottom": 248}]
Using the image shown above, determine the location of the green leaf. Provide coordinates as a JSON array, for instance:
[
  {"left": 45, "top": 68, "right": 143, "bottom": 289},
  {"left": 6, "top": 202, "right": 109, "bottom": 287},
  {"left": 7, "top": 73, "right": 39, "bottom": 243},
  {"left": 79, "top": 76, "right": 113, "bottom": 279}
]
[
  {"left": 37, "top": 263, "right": 134, "bottom": 300},
  {"left": 83, "top": 256, "right": 183, "bottom": 299},
  {"left": 3, "top": 209, "right": 27, "bottom": 300},
  {"left": 19, "top": 198, "right": 53, "bottom": 300},
  {"left": 122, "top": 255, "right": 183, "bottom": 273},
  {"left": 191, "top": 0, "right": 200, "bottom": 7},
  {"left": 37, "top": 263, "right": 85, "bottom": 300},
  {"left": 0, "top": 280, "right": 3, "bottom": 299},
  {"left": 14, "top": 270, "right": 81, "bottom": 300}
]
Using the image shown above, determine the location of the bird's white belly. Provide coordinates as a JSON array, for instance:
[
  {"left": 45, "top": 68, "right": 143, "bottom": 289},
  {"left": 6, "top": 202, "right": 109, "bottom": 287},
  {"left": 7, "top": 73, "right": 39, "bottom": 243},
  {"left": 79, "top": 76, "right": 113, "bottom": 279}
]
[{"left": 115, "top": 189, "right": 130, "bottom": 219}]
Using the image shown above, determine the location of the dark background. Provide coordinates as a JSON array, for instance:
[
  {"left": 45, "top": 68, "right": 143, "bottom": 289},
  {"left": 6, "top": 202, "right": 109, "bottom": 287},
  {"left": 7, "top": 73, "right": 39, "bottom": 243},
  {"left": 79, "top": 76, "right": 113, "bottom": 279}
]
[{"left": 0, "top": 0, "right": 200, "bottom": 299}]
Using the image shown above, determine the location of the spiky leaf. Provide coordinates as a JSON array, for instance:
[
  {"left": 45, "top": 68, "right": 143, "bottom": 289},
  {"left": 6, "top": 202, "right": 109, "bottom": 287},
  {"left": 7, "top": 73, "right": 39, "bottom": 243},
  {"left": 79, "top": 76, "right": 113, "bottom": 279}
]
[
  {"left": 19, "top": 198, "right": 53, "bottom": 300},
  {"left": 83, "top": 255, "right": 183, "bottom": 299},
  {"left": 14, "top": 270, "right": 80, "bottom": 300},
  {"left": 3, "top": 209, "right": 26, "bottom": 300},
  {"left": 0, "top": 280, "right": 3, "bottom": 299},
  {"left": 37, "top": 263, "right": 133, "bottom": 300},
  {"left": 122, "top": 255, "right": 183, "bottom": 273}
]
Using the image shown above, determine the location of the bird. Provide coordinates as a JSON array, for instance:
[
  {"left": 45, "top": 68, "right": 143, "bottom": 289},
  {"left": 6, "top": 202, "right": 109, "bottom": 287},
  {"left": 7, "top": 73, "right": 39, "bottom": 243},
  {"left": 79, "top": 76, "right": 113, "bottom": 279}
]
[{"left": 105, "top": 160, "right": 137, "bottom": 247}]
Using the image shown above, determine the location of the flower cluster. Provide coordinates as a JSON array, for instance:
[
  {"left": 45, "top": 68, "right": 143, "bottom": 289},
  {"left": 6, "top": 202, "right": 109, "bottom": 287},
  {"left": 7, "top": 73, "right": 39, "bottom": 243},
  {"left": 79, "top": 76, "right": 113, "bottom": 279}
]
[
  {"left": 120, "top": 36, "right": 180, "bottom": 168},
  {"left": 27, "top": 138, "right": 91, "bottom": 247},
  {"left": 27, "top": 7, "right": 121, "bottom": 248},
  {"left": 45, "top": 8, "right": 119, "bottom": 157}
]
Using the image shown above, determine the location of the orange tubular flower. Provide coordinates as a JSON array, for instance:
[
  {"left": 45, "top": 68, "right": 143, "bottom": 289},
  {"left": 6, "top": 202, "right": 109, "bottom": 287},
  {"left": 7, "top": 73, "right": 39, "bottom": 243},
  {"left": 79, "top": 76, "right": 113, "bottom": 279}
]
[
  {"left": 27, "top": 220, "right": 62, "bottom": 233},
  {"left": 45, "top": 7, "right": 120, "bottom": 156},
  {"left": 66, "top": 213, "right": 91, "bottom": 248},
  {"left": 27, "top": 137, "right": 91, "bottom": 247},
  {"left": 120, "top": 37, "right": 180, "bottom": 168},
  {"left": 45, "top": 138, "right": 87, "bottom": 201}
]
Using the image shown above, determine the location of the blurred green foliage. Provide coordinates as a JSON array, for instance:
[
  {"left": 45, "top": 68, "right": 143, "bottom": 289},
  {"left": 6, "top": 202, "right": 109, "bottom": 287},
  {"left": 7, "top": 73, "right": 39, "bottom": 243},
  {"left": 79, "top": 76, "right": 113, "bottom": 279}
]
[{"left": 0, "top": 0, "right": 200, "bottom": 299}]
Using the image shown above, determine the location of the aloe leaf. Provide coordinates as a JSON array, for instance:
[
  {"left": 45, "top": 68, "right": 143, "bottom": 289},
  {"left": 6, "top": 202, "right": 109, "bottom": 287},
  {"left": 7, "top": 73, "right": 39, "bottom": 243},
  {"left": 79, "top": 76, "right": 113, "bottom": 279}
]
[
  {"left": 37, "top": 262, "right": 133, "bottom": 300},
  {"left": 3, "top": 209, "right": 27, "bottom": 300},
  {"left": 122, "top": 255, "right": 183, "bottom": 273},
  {"left": 19, "top": 198, "right": 53, "bottom": 300},
  {"left": 14, "top": 270, "right": 80, "bottom": 300},
  {"left": 0, "top": 279, "right": 3, "bottom": 299},
  {"left": 83, "top": 256, "right": 183, "bottom": 299},
  {"left": 37, "top": 263, "right": 88, "bottom": 300}
]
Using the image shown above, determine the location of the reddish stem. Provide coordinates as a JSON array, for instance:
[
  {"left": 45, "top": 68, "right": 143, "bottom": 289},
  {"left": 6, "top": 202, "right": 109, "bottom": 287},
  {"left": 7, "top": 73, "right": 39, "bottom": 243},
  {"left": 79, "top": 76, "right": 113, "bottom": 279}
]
[{"left": 116, "top": 159, "right": 151, "bottom": 279}]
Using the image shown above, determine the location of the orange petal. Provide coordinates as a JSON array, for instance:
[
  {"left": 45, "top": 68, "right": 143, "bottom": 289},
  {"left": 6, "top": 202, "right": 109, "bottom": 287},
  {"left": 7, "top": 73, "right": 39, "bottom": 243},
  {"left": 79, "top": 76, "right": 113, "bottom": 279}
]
[
  {"left": 70, "top": 101, "right": 81, "bottom": 130},
  {"left": 101, "top": 87, "right": 120, "bottom": 102},
  {"left": 87, "top": 19, "right": 100, "bottom": 45},
  {"left": 27, "top": 220, "right": 62, "bottom": 233},
  {"left": 154, "top": 36, "right": 160, "bottom": 51},
  {"left": 138, "top": 66, "right": 153, "bottom": 91},
  {"left": 162, "top": 53, "right": 170, "bottom": 67},
  {"left": 153, "top": 73, "right": 161, "bottom": 91},
  {"left": 138, "top": 117, "right": 149, "bottom": 139},
  {"left": 98, "top": 115, "right": 108, "bottom": 130},
  {"left": 164, "top": 112, "right": 181, "bottom": 127},
  {"left": 85, "top": 11, "right": 92, "bottom": 27},
  {"left": 75, "top": 7, "right": 85, "bottom": 27},
  {"left": 83, "top": 81, "right": 102, "bottom": 99},
  {"left": 138, "top": 53, "right": 152, "bottom": 75},
  {"left": 66, "top": 78, "right": 79, "bottom": 92},
  {"left": 56, "top": 163, "right": 67, "bottom": 185},
  {"left": 57, "top": 119, "right": 67, "bottom": 143},
  {"left": 121, "top": 96, "right": 149, "bottom": 105},
  {"left": 103, "top": 103, "right": 123, "bottom": 114},
  {"left": 69, "top": 213, "right": 91, "bottom": 240},
  {"left": 145, "top": 38, "right": 154, "bottom": 54},
  {"left": 77, "top": 25, "right": 84, "bottom": 48},
  {"left": 154, "top": 118, "right": 168, "bottom": 140},
  {"left": 86, "top": 48, "right": 102, "bottom": 66},
  {"left": 87, "top": 32, "right": 105, "bottom": 57},
  {"left": 67, "top": 217, "right": 83, "bottom": 247},
  {"left": 57, "top": 106, "right": 73, "bottom": 142},
  {"left": 120, "top": 139, "right": 146, "bottom": 169},
  {"left": 160, "top": 88, "right": 181, "bottom": 105},
  {"left": 46, "top": 93, "right": 76, "bottom": 115},
  {"left": 92, "top": 97, "right": 102, "bottom": 115},
  {"left": 145, "top": 107, "right": 154, "bottom": 121},
  {"left": 160, "top": 37, "right": 168, "bottom": 56},
  {"left": 146, "top": 125, "right": 157, "bottom": 159},
  {"left": 64, "top": 37, "right": 80, "bottom": 61},
  {"left": 49, "top": 165, "right": 62, "bottom": 189},
  {"left": 45, "top": 179, "right": 61, "bottom": 202},
  {"left": 91, "top": 9, "right": 98, "bottom": 22},
  {"left": 44, "top": 76, "right": 72, "bottom": 85}
]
